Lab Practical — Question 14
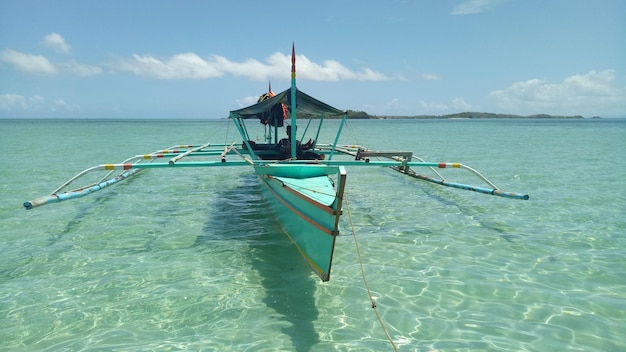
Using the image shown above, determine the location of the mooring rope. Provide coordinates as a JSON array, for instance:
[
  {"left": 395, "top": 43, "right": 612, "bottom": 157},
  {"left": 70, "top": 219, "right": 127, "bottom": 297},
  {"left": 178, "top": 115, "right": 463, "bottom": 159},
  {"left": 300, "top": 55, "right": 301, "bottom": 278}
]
[{"left": 344, "top": 194, "right": 399, "bottom": 352}]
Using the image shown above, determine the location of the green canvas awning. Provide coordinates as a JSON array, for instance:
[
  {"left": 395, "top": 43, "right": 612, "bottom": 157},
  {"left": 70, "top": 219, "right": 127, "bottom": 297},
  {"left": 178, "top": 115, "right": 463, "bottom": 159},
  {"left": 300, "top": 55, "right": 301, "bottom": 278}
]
[{"left": 230, "top": 88, "right": 344, "bottom": 120}]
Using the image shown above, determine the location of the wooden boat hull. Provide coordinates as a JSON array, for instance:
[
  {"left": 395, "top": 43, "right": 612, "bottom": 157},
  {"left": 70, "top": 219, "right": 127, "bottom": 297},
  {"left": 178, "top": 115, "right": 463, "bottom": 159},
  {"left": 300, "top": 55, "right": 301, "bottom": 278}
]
[{"left": 255, "top": 165, "right": 346, "bottom": 281}]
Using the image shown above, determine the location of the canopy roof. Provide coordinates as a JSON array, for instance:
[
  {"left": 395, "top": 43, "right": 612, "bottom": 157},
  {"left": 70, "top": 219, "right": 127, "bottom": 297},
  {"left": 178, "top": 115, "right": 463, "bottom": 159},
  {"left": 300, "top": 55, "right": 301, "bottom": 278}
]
[{"left": 230, "top": 88, "right": 344, "bottom": 119}]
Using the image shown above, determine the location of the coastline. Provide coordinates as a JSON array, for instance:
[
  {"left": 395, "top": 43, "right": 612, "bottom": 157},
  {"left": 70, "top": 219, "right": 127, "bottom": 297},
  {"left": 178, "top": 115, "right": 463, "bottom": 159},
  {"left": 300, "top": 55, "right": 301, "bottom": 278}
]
[
  {"left": 347, "top": 111, "right": 588, "bottom": 119},
  {"left": 0, "top": 112, "right": 603, "bottom": 121}
]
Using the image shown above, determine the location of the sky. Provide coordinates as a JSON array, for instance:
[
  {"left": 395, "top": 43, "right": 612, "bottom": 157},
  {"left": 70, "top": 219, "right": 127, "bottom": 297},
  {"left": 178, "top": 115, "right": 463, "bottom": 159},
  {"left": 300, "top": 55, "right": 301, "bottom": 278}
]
[{"left": 1, "top": 0, "right": 625, "bottom": 119}]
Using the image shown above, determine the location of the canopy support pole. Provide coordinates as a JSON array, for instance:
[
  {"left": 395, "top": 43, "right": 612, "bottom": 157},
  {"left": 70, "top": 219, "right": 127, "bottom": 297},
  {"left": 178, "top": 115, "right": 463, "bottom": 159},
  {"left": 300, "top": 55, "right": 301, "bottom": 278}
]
[{"left": 328, "top": 112, "right": 348, "bottom": 160}]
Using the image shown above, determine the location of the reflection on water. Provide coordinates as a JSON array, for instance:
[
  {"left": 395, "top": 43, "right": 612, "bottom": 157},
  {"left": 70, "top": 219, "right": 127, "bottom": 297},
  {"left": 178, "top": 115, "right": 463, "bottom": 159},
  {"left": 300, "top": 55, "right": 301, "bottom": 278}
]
[{"left": 200, "top": 173, "right": 320, "bottom": 351}]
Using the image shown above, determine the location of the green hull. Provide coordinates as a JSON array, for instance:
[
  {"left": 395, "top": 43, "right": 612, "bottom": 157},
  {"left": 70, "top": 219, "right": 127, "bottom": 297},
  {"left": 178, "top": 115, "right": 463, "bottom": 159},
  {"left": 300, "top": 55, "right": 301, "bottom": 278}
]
[{"left": 256, "top": 165, "right": 346, "bottom": 281}]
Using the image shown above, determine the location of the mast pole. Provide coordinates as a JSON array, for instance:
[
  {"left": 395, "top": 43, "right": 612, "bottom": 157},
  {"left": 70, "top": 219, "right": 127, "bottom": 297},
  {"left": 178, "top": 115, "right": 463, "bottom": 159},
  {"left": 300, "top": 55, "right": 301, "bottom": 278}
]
[{"left": 290, "top": 43, "right": 297, "bottom": 159}]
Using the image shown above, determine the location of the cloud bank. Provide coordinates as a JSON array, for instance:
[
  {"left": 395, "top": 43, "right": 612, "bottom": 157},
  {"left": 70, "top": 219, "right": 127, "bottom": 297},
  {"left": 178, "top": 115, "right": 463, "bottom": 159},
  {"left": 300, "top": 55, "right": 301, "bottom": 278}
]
[
  {"left": 451, "top": 0, "right": 506, "bottom": 15},
  {"left": 113, "top": 52, "right": 389, "bottom": 82},
  {"left": 0, "top": 93, "right": 79, "bottom": 112},
  {"left": 489, "top": 69, "right": 625, "bottom": 115},
  {"left": 1, "top": 32, "right": 387, "bottom": 82}
]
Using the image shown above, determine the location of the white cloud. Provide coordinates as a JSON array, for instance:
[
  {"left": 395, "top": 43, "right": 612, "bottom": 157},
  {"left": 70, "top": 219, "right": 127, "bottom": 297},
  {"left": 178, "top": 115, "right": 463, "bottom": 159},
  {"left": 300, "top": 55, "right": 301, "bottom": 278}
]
[
  {"left": 451, "top": 0, "right": 505, "bottom": 15},
  {"left": 29, "top": 95, "right": 45, "bottom": 107},
  {"left": 489, "top": 69, "right": 626, "bottom": 115},
  {"left": 59, "top": 60, "right": 103, "bottom": 76},
  {"left": 211, "top": 55, "right": 278, "bottom": 81},
  {"left": 416, "top": 98, "right": 473, "bottom": 113},
  {"left": 43, "top": 33, "right": 71, "bottom": 53},
  {"left": 53, "top": 99, "right": 80, "bottom": 112},
  {"left": 0, "top": 94, "right": 27, "bottom": 110},
  {"left": 418, "top": 73, "right": 441, "bottom": 81},
  {"left": 0, "top": 49, "right": 58, "bottom": 75},
  {"left": 417, "top": 98, "right": 474, "bottom": 114},
  {"left": 0, "top": 93, "right": 79, "bottom": 112},
  {"left": 293, "top": 53, "right": 389, "bottom": 81},
  {"left": 385, "top": 98, "right": 403, "bottom": 111},
  {"left": 114, "top": 52, "right": 389, "bottom": 82},
  {"left": 115, "top": 53, "right": 224, "bottom": 79},
  {"left": 0, "top": 94, "right": 46, "bottom": 111},
  {"left": 236, "top": 95, "right": 262, "bottom": 108},
  {"left": 452, "top": 98, "right": 472, "bottom": 111},
  {"left": 419, "top": 100, "right": 450, "bottom": 113},
  {"left": 0, "top": 49, "right": 102, "bottom": 76}
]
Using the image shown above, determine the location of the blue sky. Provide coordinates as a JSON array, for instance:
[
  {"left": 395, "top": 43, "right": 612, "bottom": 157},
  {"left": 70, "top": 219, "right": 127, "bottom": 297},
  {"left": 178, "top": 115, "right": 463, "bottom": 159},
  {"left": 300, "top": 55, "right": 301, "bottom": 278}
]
[{"left": 1, "top": 0, "right": 624, "bottom": 119}]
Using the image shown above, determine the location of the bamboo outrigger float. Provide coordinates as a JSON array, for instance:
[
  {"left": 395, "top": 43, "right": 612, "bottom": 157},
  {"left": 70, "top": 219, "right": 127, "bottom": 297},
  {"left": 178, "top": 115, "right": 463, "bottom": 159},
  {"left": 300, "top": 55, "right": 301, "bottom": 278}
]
[{"left": 24, "top": 44, "right": 528, "bottom": 281}]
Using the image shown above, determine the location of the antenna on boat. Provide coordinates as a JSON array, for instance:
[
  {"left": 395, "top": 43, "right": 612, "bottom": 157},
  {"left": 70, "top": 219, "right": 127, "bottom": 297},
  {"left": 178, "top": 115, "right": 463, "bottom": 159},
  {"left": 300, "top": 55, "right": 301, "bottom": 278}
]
[{"left": 290, "top": 42, "right": 297, "bottom": 159}]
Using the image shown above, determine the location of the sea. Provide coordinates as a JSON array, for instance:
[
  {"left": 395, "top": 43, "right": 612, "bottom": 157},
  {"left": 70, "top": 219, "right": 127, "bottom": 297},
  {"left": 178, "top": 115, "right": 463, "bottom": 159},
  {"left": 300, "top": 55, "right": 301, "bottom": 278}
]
[{"left": 1, "top": 118, "right": 624, "bottom": 352}]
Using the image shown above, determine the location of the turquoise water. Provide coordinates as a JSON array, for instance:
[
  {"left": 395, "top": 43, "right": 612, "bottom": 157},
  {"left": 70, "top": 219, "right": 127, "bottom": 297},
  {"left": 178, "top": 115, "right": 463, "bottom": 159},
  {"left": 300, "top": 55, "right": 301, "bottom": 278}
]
[{"left": 1, "top": 118, "right": 625, "bottom": 351}]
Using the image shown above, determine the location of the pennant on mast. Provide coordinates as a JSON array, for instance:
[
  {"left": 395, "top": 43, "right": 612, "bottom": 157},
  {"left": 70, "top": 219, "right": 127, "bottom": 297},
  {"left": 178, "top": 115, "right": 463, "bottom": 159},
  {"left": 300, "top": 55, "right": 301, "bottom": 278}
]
[{"left": 291, "top": 43, "right": 296, "bottom": 79}]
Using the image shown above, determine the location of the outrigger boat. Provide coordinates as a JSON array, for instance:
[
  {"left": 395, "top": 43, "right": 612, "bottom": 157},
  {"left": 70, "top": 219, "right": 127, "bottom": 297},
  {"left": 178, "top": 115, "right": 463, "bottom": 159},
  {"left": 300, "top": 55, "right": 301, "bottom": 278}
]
[{"left": 24, "top": 45, "right": 528, "bottom": 281}]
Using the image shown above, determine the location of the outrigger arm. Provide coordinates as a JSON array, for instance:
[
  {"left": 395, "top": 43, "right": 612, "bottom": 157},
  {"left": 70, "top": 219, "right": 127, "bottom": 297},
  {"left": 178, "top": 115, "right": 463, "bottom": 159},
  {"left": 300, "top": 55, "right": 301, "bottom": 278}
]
[
  {"left": 24, "top": 141, "right": 528, "bottom": 210},
  {"left": 329, "top": 145, "right": 529, "bottom": 200}
]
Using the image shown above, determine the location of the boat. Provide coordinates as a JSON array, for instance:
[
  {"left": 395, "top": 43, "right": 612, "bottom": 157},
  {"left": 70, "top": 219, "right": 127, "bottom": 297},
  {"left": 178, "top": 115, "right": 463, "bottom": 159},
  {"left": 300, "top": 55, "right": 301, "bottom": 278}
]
[{"left": 23, "top": 44, "right": 529, "bottom": 282}]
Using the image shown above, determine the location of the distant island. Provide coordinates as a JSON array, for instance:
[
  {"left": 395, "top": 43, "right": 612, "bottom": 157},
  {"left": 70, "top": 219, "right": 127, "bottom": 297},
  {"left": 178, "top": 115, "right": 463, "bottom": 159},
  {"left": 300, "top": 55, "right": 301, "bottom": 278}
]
[{"left": 343, "top": 111, "right": 587, "bottom": 119}]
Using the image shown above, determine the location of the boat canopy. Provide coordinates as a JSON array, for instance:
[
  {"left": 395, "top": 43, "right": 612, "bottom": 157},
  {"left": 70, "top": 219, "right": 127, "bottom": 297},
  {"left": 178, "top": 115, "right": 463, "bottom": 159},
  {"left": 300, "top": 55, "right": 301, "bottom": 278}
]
[{"left": 230, "top": 88, "right": 344, "bottom": 124}]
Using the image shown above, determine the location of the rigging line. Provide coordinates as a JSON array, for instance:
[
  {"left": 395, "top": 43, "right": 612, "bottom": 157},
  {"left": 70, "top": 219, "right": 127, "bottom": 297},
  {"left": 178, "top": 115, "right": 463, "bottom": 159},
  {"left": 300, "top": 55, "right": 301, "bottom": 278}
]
[
  {"left": 224, "top": 118, "right": 234, "bottom": 146},
  {"left": 204, "top": 119, "right": 228, "bottom": 142},
  {"left": 343, "top": 120, "right": 364, "bottom": 148},
  {"left": 344, "top": 194, "right": 399, "bottom": 352}
]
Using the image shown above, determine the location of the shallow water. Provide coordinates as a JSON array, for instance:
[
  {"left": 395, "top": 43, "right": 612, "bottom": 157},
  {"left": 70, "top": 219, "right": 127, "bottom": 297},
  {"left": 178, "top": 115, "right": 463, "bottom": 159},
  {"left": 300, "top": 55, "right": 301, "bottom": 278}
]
[{"left": 1, "top": 118, "right": 625, "bottom": 351}]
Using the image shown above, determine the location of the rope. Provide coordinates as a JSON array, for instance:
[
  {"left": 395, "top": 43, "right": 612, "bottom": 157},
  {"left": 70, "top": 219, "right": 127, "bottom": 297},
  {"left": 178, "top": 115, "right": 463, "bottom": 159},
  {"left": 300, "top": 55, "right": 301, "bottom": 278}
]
[
  {"left": 344, "top": 194, "right": 399, "bottom": 352},
  {"left": 344, "top": 120, "right": 363, "bottom": 147}
]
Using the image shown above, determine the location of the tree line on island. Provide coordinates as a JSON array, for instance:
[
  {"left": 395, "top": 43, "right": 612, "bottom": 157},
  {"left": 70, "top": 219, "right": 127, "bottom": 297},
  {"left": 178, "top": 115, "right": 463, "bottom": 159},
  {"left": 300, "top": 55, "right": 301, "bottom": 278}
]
[{"left": 334, "top": 111, "right": 588, "bottom": 119}]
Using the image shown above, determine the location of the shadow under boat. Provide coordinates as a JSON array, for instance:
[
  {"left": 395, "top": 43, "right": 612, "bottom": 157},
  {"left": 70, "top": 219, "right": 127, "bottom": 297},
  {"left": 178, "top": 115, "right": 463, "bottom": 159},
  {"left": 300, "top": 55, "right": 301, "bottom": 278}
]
[{"left": 196, "top": 171, "right": 321, "bottom": 351}]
